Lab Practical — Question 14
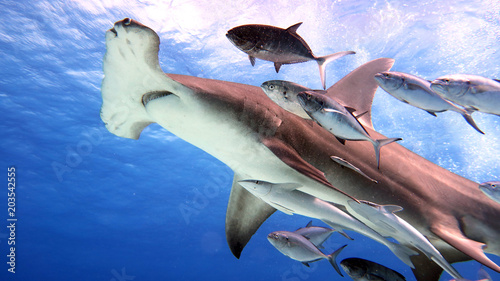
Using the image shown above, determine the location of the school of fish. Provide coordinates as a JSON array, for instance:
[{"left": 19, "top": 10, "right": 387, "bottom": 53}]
[{"left": 227, "top": 22, "right": 500, "bottom": 280}]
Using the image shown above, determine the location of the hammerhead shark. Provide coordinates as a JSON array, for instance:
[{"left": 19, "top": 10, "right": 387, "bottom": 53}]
[{"left": 100, "top": 18, "right": 500, "bottom": 281}]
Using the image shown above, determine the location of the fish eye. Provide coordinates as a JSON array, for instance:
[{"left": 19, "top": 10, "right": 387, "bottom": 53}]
[
  {"left": 255, "top": 180, "right": 260, "bottom": 185},
  {"left": 269, "top": 85, "right": 274, "bottom": 90}
]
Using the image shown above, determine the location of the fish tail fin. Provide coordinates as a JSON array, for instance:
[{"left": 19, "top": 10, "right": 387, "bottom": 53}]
[
  {"left": 316, "top": 51, "right": 355, "bottom": 89},
  {"left": 460, "top": 110, "right": 484, "bottom": 134},
  {"left": 373, "top": 138, "right": 402, "bottom": 169},
  {"left": 321, "top": 219, "right": 354, "bottom": 240},
  {"left": 327, "top": 244, "right": 347, "bottom": 276},
  {"left": 388, "top": 242, "right": 419, "bottom": 268}
]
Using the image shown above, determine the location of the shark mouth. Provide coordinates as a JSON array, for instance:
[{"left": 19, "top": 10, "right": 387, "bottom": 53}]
[{"left": 142, "top": 91, "right": 175, "bottom": 107}]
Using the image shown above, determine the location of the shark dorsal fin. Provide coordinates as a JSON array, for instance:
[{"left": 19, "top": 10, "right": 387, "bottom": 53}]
[
  {"left": 493, "top": 79, "right": 500, "bottom": 83},
  {"left": 382, "top": 205, "right": 403, "bottom": 213},
  {"left": 306, "top": 220, "right": 313, "bottom": 227},
  {"left": 326, "top": 58, "right": 395, "bottom": 129},
  {"left": 286, "top": 22, "right": 303, "bottom": 34}
]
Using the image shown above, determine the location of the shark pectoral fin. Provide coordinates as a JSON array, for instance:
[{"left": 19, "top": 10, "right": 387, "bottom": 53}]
[
  {"left": 226, "top": 174, "right": 276, "bottom": 258},
  {"left": 326, "top": 58, "right": 395, "bottom": 129},
  {"left": 262, "top": 137, "right": 359, "bottom": 203},
  {"left": 431, "top": 224, "right": 500, "bottom": 273}
]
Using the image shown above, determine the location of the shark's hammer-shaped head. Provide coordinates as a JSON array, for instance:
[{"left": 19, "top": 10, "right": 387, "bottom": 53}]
[{"left": 100, "top": 18, "right": 192, "bottom": 139}]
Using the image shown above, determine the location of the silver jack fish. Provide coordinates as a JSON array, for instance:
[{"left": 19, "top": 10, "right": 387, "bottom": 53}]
[
  {"left": 294, "top": 221, "right": 337, "bottom": 249},
  {"left": 226, "top": 22, "right": 355, "bottom": 89},
  {"left": 267, "top": 230, "right": 347, "bottom": 276},
  {"left": 297, "top": 90, "right": 401, "bottom": 169},
  {"left": 374, "top": 71, "right": 484, "bottom": 134},
  {"left": 347, "top": 200, "right": 463, "bottom": 280},
  {"left": 430, "top": 74, "right": 500, "bottom": 116},
  {"left": 238, "top": 180, "right": 418, "bottom": 268},
  {"left": 340, "top": 257, "right": 406, "bottom": 281},
  {"left": 479, "top": 181, "right": 500, "bottom": 204},
  {"left": 260, "top": 80, "right": 314, "bottom": 119}
]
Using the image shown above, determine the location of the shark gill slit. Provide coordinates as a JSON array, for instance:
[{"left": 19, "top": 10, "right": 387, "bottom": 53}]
[{"left": 142, "top": 91, "right": 174, "bottom": 107}]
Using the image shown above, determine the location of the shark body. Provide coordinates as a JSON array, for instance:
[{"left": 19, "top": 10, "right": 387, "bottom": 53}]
[{"left": 100, "top": 19, "right": 500, "bottom": 281}]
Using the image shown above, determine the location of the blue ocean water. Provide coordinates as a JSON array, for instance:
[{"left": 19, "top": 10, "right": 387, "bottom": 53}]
[{"left": 1, "top": 0, "right": 499, "bottom": 280}]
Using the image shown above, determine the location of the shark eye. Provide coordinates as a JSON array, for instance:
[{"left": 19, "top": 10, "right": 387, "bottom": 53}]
[
  {"left": 384, "top": 73, "right": 390, "bottom": 78},
  {"left": 123, "top": 18, "right": 132, "bottom": 25}
]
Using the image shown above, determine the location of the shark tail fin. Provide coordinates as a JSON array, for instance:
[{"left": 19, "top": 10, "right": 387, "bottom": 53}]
[
  {"left": 373, "top": 138, "right": 402, "bottom": 169},
  {"left": 316, "top": 51, "right": 356, "bottom": 90},
  {"left": 327, "top": 244, "right": 348, "bottom": 276},
  {"left": 460, "top": 110, "right": 484, "bottom": 134},
  {"left": 388, "top": 241, "right": 419, "bottom": 268}
]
